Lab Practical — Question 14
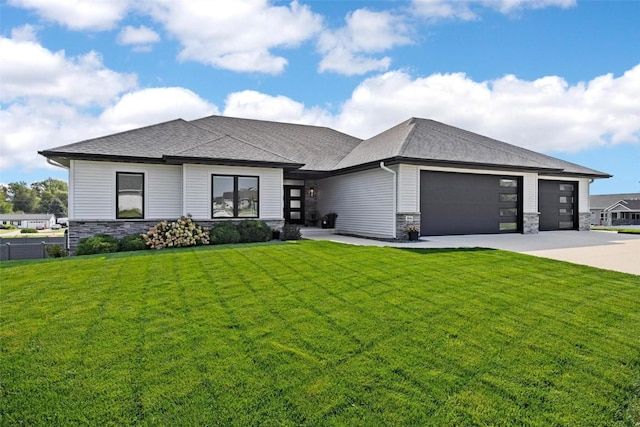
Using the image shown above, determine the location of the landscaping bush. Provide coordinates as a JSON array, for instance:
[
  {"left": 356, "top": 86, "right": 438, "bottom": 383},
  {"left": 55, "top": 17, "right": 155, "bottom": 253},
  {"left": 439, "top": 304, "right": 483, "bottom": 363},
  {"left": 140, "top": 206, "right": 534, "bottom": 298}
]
[
  {"left": 76, "top": 234, "right": 119, "bottom": 255},
  {"left": 209, "top": 222, "right": 241, "bottom": 245},
  {"left": 118, "top": 234, "right": 147, "bottom": 252},
  {"left": 281, "top": 224, "right": 301, "bottom": 241},
  {"left": 142, "top": 216, "right": 209, "bottom": 249},
  {"left": 0, "top": 224, "right": 17, "bottom": 230},
  {"left": 237, "top": 220, "right": 271, "bottom": 243},
  {"left": 271, "top": 229, "right": 281, "bottom": 240},
  {"left": 45, "top": 244, "right": 67, "bottom": 258},
  {"left": 20, "top": 228, "right": 38, "bottom": 234}
]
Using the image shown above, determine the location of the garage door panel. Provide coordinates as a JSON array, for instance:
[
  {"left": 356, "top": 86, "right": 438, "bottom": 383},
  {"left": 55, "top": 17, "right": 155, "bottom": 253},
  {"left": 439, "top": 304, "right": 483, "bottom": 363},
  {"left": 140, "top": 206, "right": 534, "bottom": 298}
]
[
  {"left": 539, "top": 180, "right": 578, "bottom": 231},
  {"left": 420, "top": 171, "right": 522, "bottom": 236}
]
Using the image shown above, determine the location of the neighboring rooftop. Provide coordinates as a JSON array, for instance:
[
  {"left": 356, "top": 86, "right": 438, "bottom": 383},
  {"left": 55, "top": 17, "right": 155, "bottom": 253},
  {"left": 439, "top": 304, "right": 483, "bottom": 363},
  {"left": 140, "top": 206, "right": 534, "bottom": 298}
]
[
  {"left": 40, "top": 115, "right": 611, "bottom": 178},
  {"left": 590, "top": 193, "right": 640, "bottom": 209}
]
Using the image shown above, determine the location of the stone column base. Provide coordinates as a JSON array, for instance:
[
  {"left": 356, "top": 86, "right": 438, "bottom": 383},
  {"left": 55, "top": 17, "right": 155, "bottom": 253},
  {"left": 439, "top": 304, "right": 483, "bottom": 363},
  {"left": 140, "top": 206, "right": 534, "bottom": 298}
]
[
  {"left": 523, "top": 212, "right": 539, "bottom": 234},
  {"left": 578, "top": 213, "right": 591, "bottom": 231},
  {"left": 396, "top": 213, "right": 421, "bottom": 239}
]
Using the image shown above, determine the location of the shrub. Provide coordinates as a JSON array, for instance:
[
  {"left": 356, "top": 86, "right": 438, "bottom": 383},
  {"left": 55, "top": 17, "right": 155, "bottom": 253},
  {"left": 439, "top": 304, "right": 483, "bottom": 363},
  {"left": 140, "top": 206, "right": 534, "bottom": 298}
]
[
  {"left": 281, "top": 224, "right": 302, "bottom": 241},
  {"left": 237, "top": 220, "right": 271, "bottom": 243},
  {"left": 209, "top": 222, "right": 241, "bottom": 245},
  {"left": 0, "top": 224, "right": 17, "bottom": 230},
  {"left": 142, "top": 216, "right": 209, "bottom": 250},
  {"left": 46, "top": 244, "right": 67, "bottom": 258},
  {"left": 271, "top": 229, "right": 281, "bottom": 240},
  {"left": 20, "top": 228, "right": 38, "bottom": 234},
  {"left": 118, "top": 234, "right": 147, "bottom": 252},
  {"left": 76, "top": 234, "right": 119, "bottom": 255}
]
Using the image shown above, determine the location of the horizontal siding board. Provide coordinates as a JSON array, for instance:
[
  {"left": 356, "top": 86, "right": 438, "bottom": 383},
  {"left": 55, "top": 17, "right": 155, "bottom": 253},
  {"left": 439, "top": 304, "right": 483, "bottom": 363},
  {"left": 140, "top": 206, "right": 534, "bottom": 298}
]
[
  {"left": 71, "top": 160, "right": 182, "bottom": 220},
  {"left": 397, "top": 164, "right": 418, "bottom": 212},
  {"left": 318, "top": 168, "right": 395, "bottom": 238}
]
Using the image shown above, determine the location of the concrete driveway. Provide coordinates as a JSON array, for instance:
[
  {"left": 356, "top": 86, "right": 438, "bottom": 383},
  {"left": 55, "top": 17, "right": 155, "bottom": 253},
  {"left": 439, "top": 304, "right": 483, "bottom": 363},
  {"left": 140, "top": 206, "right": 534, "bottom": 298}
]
[{"left": 302, "top": 229, "right": 640, "bottom": 276}]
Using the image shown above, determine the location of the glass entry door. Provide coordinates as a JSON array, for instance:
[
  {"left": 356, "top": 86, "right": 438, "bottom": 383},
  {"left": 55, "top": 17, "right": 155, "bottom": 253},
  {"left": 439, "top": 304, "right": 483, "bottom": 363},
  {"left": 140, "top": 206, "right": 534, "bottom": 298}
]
[{"left": 284, "top": 185, "right": 305, "bottom": 225}]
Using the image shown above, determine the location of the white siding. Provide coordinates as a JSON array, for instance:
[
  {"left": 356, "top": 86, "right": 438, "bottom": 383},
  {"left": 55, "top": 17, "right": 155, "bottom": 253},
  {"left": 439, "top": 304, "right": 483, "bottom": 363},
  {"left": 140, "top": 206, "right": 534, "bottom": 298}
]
[
  {"left": 522, "top": 172, "right": 538, "bottom": 213},
  {"left": 578, "top": 178, "right": 590, "bottom": 212},
  {"left": 71, "top": 160, "right": 182, "bottom": 220},
  {"left": 397, "top": 164, "right": 419, "bottom": 213},
  {"left": 318, "top": 168, "right": 395, "bottom": 238},
  {"left": 184, "top": 164, "right": 283, "bottom": 220}
]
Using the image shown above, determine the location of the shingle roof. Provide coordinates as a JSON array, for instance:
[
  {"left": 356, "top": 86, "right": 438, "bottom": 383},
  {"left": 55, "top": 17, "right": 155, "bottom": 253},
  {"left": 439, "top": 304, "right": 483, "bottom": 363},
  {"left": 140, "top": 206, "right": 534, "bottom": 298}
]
[
  {"left": 336, "top": 118, "right": 610, "bottom": 177},
  {"left": 604, "top": 199, "right": 640, "bottom": 211},
  {"left": 0, "top": 214, "right": 54, "bottom": 221},
  {"left": 39, "top": 115, "right": 610, "bottom": 178},
  {"left": 189, "top": 115, "right": 362, "bottom": 170},
  {"left": 590, "top": 193, "right": 640, "bottom": 209}
]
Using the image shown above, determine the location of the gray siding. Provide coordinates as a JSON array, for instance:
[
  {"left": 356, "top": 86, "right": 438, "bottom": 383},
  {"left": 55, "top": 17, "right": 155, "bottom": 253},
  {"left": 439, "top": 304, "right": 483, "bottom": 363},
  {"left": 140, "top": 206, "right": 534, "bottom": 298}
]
[
  {"left": 71, "top": 160, "right": 182, "bottom": 220},
  {"left": 318, "top": 168, "right": 395, "bottom": 238}
]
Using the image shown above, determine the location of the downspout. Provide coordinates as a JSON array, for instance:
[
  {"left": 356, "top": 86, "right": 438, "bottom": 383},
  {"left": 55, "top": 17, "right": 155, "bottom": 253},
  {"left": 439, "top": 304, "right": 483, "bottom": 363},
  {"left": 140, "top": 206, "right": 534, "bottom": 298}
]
[
  {"left": 46, "top": 158, "right": 68, "bottom": 170},
  {"left": 379, "top": 161, "right": 397, "bottom": 239}
]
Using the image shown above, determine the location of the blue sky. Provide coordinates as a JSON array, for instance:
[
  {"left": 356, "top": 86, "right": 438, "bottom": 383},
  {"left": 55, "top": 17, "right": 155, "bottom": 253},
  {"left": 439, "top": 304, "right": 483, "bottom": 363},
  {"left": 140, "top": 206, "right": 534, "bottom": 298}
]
[{"left": 1, "top": 0, "right": 639, "bottom": 194}]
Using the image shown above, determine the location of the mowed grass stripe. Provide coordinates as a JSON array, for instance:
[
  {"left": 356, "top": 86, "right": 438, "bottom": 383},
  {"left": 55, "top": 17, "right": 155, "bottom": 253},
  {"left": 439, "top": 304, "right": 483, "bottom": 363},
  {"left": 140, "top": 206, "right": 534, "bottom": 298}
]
[{"left": 1, "top": 241, "right": 639, "bottom": 426}]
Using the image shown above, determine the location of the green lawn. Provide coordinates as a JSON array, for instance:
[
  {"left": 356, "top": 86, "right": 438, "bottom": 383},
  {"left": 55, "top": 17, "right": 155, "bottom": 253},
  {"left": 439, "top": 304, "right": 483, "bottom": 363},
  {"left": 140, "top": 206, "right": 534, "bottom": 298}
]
[{"left": 2, "top": 241, "right": 639, "bottom": 426}]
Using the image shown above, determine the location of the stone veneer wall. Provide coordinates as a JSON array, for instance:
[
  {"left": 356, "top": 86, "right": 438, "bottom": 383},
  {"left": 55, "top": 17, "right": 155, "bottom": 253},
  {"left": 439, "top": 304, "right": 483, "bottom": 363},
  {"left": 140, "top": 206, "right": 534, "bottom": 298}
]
[
  {"left": 396, "top": 213, "right": 421, "bottom": 240},
  {"left": 578, "top": 213, "right": 591, "bottom": 231},
  {"left": 68, "top": 219, "right": 284, "bottom": 254},
  {"left": 522, "top": 212, "right": 540, "bottom": 234}
]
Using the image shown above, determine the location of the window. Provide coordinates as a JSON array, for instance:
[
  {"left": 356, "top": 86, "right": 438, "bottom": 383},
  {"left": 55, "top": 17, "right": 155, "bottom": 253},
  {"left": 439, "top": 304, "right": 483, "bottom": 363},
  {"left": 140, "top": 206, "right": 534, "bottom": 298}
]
[
  {"left": 500, "top": 179, "right": 518, "bottom": 187},
  {"left": 116, "top": 172, "right": 144, "bottom": 219},
  {"left": 559, "top": 184, "right": 574, "bottom": 191},
  {"left": 559, "top": 208, "right": 574, "bottom": 215},
  {"left": 499, "top": 208, "right": 518, "bottom": 217},
  {"left": 559, "top": 196, "right": 574, "bottom": 204},
  {"left": 500, "top": 193, "right": 518, "bottom": 202},
  {"left": 559, "top": 221, "right": 574, "bottom": 229},
  {"left": 500, "top": 222, "right": 518, "bottom": 231},
  {"left": 212, "top": 175, "right": 258, "bottom": 218}
]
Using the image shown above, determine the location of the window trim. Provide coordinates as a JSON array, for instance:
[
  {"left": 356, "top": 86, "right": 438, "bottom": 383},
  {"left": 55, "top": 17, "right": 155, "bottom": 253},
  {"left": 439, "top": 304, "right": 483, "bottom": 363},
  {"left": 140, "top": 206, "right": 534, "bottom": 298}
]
[
  {"left": 211, "top": 174, "right": 260, "bottom": 219},
  {"left": 116, "top": 171, "right": 145, "bottom": 219}
]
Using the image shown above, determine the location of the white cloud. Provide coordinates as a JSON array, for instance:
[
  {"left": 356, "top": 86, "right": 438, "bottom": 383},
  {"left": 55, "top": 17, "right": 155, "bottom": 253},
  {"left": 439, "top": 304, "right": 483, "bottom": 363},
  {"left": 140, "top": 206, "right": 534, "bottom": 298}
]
[
  {"left": 117, "top": 25, "right": 160, "bottom": 50},
  {"left": 8, "top": 0, "right": 131, "bottom": 31},
  {"left": 333, "top": 65, "right": 640, "bottom": 154},
  {"left": 412, "top": 0, "right": 575, "bottom": 20},
  {"left": 0, "top": 32, "right": 217, "bottom": 172},
  {"left": 0, "top": 32, "right": 137, "bottom": 106},
  {"left": 223, "top": 90, "right": 331, "bottom": 126},
  {"left": 141, "top": 0, "right": 323, "bottom": 74},
  {"left": 100, "top": 87, "right": 218, "bottom": 131},
  {"left": 318, "top": 8, "right": 411, "bottom": 75}
]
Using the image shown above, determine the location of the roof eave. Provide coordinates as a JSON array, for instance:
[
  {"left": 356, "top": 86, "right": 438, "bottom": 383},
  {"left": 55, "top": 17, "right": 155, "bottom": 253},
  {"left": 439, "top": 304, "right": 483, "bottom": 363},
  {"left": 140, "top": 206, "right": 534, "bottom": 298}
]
[
  {"left": 38, "top": 151, "right": 165, "bottom": 165},
  {"left": 163, "top": 155, "right": 304, "bottom": 170}
]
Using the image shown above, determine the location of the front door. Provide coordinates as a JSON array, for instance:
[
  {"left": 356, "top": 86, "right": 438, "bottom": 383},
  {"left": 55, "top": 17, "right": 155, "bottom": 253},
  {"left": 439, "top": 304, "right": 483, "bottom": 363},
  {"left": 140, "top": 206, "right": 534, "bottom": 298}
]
[{"left": 284, "top": 185, "right": 305, "bottom": 224}]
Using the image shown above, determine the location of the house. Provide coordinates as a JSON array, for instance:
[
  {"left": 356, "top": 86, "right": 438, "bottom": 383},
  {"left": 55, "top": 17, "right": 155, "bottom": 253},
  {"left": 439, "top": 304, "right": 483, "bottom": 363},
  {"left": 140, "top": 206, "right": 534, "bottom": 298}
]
[
  {"left": 590, "top": 193, "right": 640, "bottom": 226},
  {"left": 0, "top": 213, "right": 56, "bottom": 229},
  {"left": 39, "top": 115, "right": 610, "bottom": 252}
]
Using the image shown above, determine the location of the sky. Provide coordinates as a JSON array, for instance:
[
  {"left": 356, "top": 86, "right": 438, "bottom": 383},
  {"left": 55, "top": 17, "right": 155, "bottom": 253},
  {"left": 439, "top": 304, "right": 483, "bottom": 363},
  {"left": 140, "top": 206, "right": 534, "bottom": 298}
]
[{"left": 1, "top": 0, "right": 639, "bottom": 195}]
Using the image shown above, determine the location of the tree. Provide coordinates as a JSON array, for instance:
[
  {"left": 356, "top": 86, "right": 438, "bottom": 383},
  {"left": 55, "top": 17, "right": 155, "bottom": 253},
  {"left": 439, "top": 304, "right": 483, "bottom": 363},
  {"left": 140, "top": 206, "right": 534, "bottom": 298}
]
[
  {"left": 7, "top": 181, "right": 38, "bottom": 213},
  {"left": 47, "top": 197, "right": 67, "bottom": 217},
  {"left": 0, "top": 186, "right": 13, "bottom": 213},
  {"left": 32, "top": 178, "right": 68, "bottom": 214}
]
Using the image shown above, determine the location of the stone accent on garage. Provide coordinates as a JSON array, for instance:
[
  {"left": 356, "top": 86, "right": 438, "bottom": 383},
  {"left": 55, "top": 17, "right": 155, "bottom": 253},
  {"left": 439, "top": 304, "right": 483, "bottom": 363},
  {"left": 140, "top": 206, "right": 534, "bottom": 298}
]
[
  {"left": 69, "top": 218, "right": 284, "bottom": 254},
  {"left": 578, "top": 213, "right": 591, "bottom": 231},
  {"left": 396, "top": 213, "right": 421, "bottom": 239},
  {"left": 523, "top": 212, "right": 540, "bottom": 234}
]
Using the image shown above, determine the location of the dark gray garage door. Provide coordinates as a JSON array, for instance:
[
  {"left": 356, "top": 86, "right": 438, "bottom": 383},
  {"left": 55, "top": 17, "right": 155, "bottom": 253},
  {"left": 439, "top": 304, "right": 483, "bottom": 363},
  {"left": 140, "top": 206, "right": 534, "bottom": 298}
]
[
  {"left": 420, "top": 171, "right": 522, "bottom": 236},
  {"left": 539, "top": 180, "right": 578, "bottom": 231}
]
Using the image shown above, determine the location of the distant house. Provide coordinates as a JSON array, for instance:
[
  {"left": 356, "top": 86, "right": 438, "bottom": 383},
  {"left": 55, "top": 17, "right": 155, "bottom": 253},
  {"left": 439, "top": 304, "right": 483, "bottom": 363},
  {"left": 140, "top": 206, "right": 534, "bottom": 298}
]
[
  {"left": 0, "top": 214, "right": 56, "bottom": 229},
  {"left": 590, "top": 193, "right": 640, "bottom": 226},
  {"left": 39, "top": 115, "right": 610, "bottom": 252}
]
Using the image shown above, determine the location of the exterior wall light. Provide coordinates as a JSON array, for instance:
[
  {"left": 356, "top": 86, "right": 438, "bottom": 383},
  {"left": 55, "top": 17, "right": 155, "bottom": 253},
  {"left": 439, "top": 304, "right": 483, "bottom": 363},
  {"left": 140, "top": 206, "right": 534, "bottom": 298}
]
[{"left": 309, "top": 186, "right": 316, "bottom": 198}]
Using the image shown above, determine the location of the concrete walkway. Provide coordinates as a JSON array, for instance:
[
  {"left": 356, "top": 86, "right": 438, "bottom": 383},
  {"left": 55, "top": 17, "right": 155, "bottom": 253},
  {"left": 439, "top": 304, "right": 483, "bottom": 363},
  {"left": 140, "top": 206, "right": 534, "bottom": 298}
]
[{"left": 301, "top": 228, "right": 640, "bottom": 276}]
